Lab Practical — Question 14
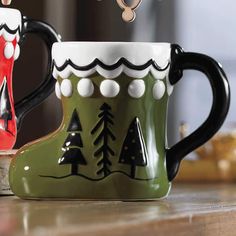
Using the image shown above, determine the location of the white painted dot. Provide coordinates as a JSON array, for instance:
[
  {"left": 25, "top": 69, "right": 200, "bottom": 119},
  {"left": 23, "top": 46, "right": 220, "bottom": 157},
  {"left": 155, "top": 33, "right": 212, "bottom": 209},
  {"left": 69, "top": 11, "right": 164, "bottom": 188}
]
[
  {"left": 128, "top": 79, "right": 145, "bottom": 98},
  {"left": 77, "top": 78, "right": 94, "bottom": 97},
  {"left": 4, "top": 42, "right": 14, "bottom": 59},
  {"left": 167, "top": 84, "right": 174, "bottom": 96},
  {"left": 3, "top": 31, "right": 15, "bottom": 42},
  {"left": 100, "top": 80, "right": 120, "bottom": 98},
  {"left": 14, "top": 44, "right": 20, "bottom": 61},
  {"left": 55, "top": 81, "right": 61, "bottom": 99},
  {"left": 24, "top": 166, "right": 30, "bottom": 171},
  {"left": 16, "top": 33, "right": 20, "bottom": 43},
  {"left": 61, "top": 79, "right": 73, "bottom": 97},
  {"left": 153, "top": 80, "right": 166, "bottom": 100}
]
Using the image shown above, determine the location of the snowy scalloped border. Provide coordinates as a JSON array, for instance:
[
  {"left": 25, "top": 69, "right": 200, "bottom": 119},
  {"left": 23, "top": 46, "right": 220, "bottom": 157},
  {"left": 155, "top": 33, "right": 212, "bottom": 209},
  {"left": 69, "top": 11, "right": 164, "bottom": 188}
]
[
  {"left": 0, "top": 24, "right": 21, "bottom": 42},
  {"left": 52, "top": 58, "right": 170, "bottom": 80},
  {"left": 0, "top": 8, "right": 22, "bottom": 42},
  {"left": 53, "top": 59, "right": 174, "bottom": 97}
]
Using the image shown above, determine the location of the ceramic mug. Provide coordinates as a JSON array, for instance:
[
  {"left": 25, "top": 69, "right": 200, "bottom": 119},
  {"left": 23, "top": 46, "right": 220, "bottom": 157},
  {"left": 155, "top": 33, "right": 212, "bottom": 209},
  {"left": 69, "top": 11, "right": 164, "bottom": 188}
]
[
  {"left": 0, "top": 8, "right": 60, "bottom": 150},
  {"left": 9, "top": 42, "right": 230, "bottom": 200}
]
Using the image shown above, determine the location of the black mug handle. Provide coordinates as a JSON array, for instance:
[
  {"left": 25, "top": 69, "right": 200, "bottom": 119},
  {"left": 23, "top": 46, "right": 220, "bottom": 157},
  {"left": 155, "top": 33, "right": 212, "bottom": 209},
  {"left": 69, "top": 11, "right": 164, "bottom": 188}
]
[
  {"left": 166, "top": 44, "right": 230, "bottom": 181},
  {"left": 15, "top": 17, "right": 61, "bottom": 129}
]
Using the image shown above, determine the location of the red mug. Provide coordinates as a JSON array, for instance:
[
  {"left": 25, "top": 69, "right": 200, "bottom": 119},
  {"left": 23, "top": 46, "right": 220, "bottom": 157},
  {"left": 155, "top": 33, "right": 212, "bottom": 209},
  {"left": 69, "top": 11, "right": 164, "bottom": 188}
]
[{"left": 0, "top": 8, "right": 60, "bottom": 150}]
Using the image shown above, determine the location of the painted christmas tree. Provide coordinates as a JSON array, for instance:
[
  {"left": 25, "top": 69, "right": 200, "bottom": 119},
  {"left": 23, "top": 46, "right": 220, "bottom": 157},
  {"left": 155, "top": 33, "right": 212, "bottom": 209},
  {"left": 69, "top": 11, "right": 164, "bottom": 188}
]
[
  {"left": 0, "top": 78, "right": 12, "bottom": 131},
  {"left": 58, "top": 109, "right": 87, "bottom": 175},
  {"left": 119, "top": 117, "right": 148, "bottom": 178},
  {"left": 91, "top": 103, "right": 116, "bottom": 177}
]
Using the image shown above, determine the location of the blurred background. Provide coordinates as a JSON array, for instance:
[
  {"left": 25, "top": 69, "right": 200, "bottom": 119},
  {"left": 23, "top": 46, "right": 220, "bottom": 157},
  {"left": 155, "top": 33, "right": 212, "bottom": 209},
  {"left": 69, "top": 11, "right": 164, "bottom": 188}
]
[{"left": 8, "top": 0, "right": 236, "bottom": 148}]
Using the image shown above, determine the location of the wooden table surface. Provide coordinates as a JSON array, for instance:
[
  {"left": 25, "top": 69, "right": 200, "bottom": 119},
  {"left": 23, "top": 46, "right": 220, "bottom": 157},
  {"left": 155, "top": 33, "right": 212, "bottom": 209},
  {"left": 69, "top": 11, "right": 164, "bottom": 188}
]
[{"left": 1, "top": 184, "right": 236, "bottom": 236}]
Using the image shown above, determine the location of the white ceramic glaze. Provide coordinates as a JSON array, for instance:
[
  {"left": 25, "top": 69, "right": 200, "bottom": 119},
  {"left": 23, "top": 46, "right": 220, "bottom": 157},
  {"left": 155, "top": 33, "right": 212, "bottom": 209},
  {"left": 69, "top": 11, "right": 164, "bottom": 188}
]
[
  {"left": 52, "top": 42, "right": 171, "bottom": 80},
  {"left": 100, "top": 80, "right": 120, "bottom": 98},
  {"left": 166, "top": 77, "right": 174, "bottom": 96},
  {"left": 128, "top": 79, "right": 145, "bottom": 98},
  {"left": 52, "top": 42, "right": 175, "bottom": 98},
  {"left": 4, "top": 42, "right": 14, "bottom": 59},
  {"left": 61, "top": 79, "right": 73, "bottom": 98},
  {"left": 0, "top": 8, "right": 22, "bottom": 43},
  {"left": 77, "top": 78, "right": 94, "bottom": 97},
  {"left": 153, "top": 80, "right": 166, "bottom": 100},
  {"left": 14, "top": 44, "right": 20, "bottom": 61},
  {"left": 55, "top": 82, "right": 61, "bottom": 99}
]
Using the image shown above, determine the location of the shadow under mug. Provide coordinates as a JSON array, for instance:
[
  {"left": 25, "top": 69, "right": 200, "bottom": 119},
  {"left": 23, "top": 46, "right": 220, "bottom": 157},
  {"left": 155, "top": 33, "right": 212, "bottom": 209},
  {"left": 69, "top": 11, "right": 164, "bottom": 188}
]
[
  {"left": 0, "top": 8, "right": 60, "bottom": 150},
  {"left": 9, "top": 42, "right": 230, "bottom": 200}
]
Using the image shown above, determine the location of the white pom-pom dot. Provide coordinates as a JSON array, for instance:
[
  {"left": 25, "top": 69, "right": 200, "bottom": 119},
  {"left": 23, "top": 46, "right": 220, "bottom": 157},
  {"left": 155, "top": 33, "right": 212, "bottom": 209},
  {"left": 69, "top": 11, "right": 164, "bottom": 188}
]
[
  {"left": 4, "top": 42, "right": 14, "bottom": 59},
  {"left": 16, "top": 34, "right": 20, "bottom": 43},
  {"left": 61, "top": 79, "right": 73, "bottom": 97},
  {"left": 128, "top": 79, "right": 145, "bottom": 98},
  {"left": 3, "top": 31, "right": 15, "bottom": 42},
  {"left": 55, "top": 82, "right": 61, "bottom": 99},
  {"left": 14, "top": 44, "right": 20, "bottom": 61},
  {"left": 167, "top": 83, "right": 174, "bottom": 96},
  {"left": 77, "top": 78, "right": 94, "bottom": 97},
  {"left": 153, "top": 81, "right": 166, "bottom": 100},
  {"left": 100, "top": 80, "right": 120, "bottom": 98}
]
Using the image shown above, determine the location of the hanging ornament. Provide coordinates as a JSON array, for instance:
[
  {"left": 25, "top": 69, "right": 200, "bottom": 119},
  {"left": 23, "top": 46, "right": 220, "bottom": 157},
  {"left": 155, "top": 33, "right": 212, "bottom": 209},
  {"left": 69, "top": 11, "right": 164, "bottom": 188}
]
[
  {"left": 1, "top": 0, "right": 12, "bottom": 5},
  {"left": 116, "top": 0, "right": 142, "bottom": 22}
]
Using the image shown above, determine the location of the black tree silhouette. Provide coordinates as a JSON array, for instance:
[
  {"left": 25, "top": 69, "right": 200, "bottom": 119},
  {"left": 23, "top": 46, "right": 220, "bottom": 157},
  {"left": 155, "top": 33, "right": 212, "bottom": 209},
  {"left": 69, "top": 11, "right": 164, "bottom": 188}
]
[
  {"left": 0, "top": 78, "right": 12, "bottom": 131},
  {"left": 119, "top": 117, "right": 148, "bottom": 178},
  {"left": 91, "top": 103, "right": 116, "bottom": 177},
  {"left": 58, "top": 109, "right": 87, "bottom": 175}
]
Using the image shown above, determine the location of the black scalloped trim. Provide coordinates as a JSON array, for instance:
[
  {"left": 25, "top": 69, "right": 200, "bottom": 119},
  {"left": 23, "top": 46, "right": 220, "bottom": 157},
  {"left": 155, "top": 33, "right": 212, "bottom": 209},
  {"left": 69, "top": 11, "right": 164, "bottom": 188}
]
[
  {"left": 53, "top": 57, "right": 170, "bottom": 73},
  {"left": 0, "top": 24, "right": 21, "bottom": 35}
]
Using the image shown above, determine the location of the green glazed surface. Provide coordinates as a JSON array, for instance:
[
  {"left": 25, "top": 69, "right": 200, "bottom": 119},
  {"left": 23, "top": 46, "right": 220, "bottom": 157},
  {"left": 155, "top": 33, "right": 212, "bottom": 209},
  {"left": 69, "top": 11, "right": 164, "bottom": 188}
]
[{"left": 9, "top": 73, "right": 171, "bottom": 200}]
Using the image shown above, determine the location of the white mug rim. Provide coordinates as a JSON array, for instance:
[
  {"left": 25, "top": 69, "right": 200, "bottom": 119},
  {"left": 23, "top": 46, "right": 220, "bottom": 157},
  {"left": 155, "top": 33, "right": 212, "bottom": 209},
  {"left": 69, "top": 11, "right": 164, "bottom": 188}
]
[
  {"left": 0, "top": 7, "right": 22, "bottom": 30},
  {"left": 52, "top": 41, "right": 171, "bottom": 66},
  {"left": 0, "top": 7, "right": 21, "bottom": 13},
  {"left": 52, "top": 41, "right": 171, "bottom": 82},
  {"left": 53, "top": 41, "right": 170, "bottom": 47}
]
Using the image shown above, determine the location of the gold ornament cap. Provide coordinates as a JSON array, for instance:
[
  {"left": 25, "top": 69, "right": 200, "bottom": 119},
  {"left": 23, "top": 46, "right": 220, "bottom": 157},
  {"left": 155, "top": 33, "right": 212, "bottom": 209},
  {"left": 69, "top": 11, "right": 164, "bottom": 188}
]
[{"left": 116, "top": 0, "right": 142, "bottom": 22}]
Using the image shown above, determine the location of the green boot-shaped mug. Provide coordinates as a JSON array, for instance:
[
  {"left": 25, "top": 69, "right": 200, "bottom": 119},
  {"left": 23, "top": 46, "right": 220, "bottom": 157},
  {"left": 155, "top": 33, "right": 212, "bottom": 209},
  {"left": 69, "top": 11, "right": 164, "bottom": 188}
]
[{"left": 9, "top": 42, "right": 230, "bottom": 200}]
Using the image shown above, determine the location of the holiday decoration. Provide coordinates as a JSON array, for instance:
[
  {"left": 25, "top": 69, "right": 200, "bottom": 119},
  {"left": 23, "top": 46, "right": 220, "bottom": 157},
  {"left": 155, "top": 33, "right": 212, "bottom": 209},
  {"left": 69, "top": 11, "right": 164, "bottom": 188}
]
[
  {"left": 119, "top": 117, "right": 147, "bottom": 178},
  {"left": 9, "top": 42, "right": 230, "bottom": 200},
  {"left": 0, "top": 8, "right": 60, "bottom": 150},
  {"left": 58, "top": 109, "right": 87, "bottom": 176},
  {"left": 91, "top": 103, "right": 116, "bottom": 177},
  {"left": 0, "top": 78, "right": 12, "bottom": 133},
  {"left": 1, "top": 0, "right": 11, "bottom": 5},
  {"left": 116, "top": 0, "right": 142, "bottom": 22}
]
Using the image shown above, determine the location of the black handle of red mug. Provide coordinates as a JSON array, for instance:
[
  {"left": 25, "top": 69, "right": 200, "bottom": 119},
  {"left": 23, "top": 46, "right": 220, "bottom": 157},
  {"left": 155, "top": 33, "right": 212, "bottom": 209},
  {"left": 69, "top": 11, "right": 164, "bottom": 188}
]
[
  {"left": 166, "top": 44, "right": 230, "bottom": 181},
  {"left": 15, "top": 17, "right": 61, "bottom": 129}
]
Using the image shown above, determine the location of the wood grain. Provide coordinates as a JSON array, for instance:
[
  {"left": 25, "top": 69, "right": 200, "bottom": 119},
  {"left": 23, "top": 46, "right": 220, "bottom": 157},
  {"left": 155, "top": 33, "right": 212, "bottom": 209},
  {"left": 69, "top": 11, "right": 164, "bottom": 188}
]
[
  {"left": 1, "top": 184, "right": 236, "bottom": 235},
  {"left": 0, "top": 150, "right": 17, "bottom": 195}
]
